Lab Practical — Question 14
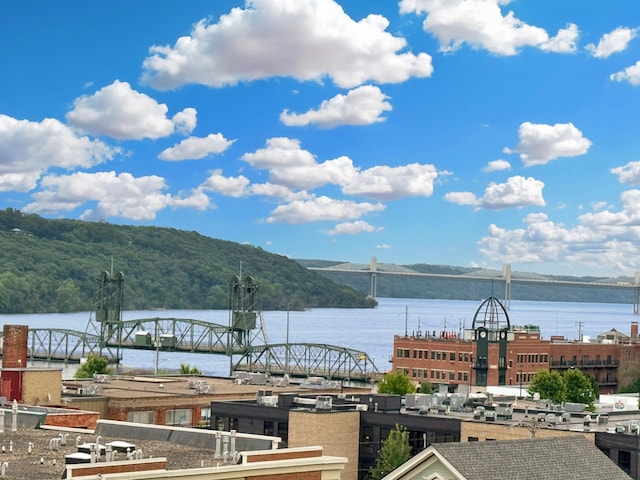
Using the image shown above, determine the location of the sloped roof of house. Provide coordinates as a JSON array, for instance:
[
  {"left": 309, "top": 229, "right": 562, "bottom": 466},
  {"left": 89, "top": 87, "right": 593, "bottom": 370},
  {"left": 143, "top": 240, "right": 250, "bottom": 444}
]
[{"left": 384, "top": 436, "right": 631, "bottom": 480}]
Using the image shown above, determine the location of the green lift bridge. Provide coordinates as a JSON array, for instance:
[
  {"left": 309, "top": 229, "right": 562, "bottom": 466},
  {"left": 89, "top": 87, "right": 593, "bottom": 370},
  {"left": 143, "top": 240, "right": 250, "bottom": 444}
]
[{"left": 2, "top": 272, "right": 378, "bottom": 382}]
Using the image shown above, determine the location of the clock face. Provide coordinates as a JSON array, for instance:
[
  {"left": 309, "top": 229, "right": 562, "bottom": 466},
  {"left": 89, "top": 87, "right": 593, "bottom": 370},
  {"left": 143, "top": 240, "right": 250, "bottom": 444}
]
[
  {"left": 480, "top": 331, "right": 487, "bottom": 338},
  {"left": 500, "top": 332, "right": 506, "bottom": 339}
]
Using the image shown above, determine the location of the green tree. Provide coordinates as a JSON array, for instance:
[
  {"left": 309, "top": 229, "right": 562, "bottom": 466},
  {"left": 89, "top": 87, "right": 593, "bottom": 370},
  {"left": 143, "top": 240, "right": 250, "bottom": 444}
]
[
  {"left": 368, "top": 424, "right": 412, "bottom": 480},
  {"left": 74, "top": 354, "right": 111, "bottom": 379},
  {"left": 418, "top": 381, "right": 434, "bottom": 394},
  {"left": 528, "top": 369, "right": 566, "bottom": 403},
  {"left": 377, "top": 371, "right": 417, "bottom": 395},
  {"left": 179, "top": 363, "right": 201, "bottom": 375},
  {"left": 564, "top": 368, "right": 598, "bottom": 408}
]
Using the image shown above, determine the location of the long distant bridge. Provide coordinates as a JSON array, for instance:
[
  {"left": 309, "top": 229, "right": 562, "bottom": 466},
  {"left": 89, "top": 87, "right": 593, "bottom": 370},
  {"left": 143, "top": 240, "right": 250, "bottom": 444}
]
[
  {"left": 0, "top": 272, "right": 378, "bottom": 382},
  {"left": 309, "top": 257, "right": 640, "bottom": 314}
]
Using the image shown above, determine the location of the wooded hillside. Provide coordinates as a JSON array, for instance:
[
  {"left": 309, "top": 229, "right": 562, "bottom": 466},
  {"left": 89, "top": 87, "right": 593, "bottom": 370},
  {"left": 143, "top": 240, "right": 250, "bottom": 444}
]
[{"left": 0, "top": 209, "right": 376, "bottom": 313}]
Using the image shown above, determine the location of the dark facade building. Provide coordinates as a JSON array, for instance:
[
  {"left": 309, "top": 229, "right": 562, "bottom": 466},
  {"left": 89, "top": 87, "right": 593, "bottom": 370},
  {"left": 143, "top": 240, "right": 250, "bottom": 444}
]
[
  {"left": 210, "top": 392, "right": 460, "bottom": 480},
  {"left": 392, "top": 295, "right": 640, "bottom": 394}
]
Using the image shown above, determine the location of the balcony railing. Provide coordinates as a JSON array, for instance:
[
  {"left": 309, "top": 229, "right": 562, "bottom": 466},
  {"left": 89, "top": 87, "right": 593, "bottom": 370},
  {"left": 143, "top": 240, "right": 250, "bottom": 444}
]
[{"left": 550, "top": 360, "right": 618, "bottom": 368}]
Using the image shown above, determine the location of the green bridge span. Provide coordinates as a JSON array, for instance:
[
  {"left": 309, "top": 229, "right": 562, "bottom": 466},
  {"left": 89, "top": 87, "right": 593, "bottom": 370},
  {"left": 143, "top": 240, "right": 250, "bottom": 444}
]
[{"left": 1, "top": 272, "right": 379, "bottom": 382}]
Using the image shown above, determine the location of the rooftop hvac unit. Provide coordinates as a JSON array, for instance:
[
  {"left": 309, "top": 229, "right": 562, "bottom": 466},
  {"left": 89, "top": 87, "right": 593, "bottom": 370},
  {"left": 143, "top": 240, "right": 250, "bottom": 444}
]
[
  {"left": 316, "top": 396, "right": 332, "bottom": 411},
  {"left": 406, "top": 394, "right": 430, "bottom": 410},
  {"left": 93, "top": 374, "right": 112, "bottom": 384},
  {"left": 262, "top": 396, "right": 278, "bottom": 407},
  {"left": 84, "top": 385, "right": 102, "bottom": 395},
  {"left": 196, "top": 384, "right": 214, "bottom": 394},
  {"left": 249, "top": 373, "right": 268, "bottom": 385}
]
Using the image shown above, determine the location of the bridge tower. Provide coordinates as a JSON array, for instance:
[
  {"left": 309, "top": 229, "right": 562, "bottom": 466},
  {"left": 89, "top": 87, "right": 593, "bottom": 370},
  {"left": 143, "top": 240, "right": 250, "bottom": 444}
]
[
  {"left": 85, "top": 270, "right": 124, "bottom": 361},
  {"left": 502, "top": 263, "right": 512, "bottom": 310},
  {"left": 228, "top": 275, "right": 259, "bottom": 371},
  {"left": 635, "top": 272, "right": 640, "bottom": 315},
  {"left": 370, "top": 256, "right": 378, "bottom": 298}
]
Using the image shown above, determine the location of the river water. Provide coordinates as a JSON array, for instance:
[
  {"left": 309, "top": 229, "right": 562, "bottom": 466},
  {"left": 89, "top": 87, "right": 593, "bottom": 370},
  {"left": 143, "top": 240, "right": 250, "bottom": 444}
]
[{"left": 3, "top": 297, "right": 639, "bottom": 378}]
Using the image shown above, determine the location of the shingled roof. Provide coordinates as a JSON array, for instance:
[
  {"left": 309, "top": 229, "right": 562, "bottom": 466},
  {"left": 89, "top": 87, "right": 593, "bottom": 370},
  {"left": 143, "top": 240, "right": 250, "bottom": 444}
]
[{"left": 384, "top": 436, "right": 631, "bottom": 480}]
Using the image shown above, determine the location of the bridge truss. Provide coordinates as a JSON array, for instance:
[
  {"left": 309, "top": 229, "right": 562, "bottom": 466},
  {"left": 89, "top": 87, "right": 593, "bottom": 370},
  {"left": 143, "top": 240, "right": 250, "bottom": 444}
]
[
  {"left": 234, "top": 343, "right": 378, "bottom": 381},
  {"left": 12, "top": 271, "right": 379, "bottom": 382}
]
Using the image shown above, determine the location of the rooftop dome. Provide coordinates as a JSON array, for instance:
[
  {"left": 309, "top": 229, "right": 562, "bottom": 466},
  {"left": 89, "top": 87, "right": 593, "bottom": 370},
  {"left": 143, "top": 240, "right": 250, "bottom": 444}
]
[{"left": 472, "top": 295, "right": 510, "bottom": 331}]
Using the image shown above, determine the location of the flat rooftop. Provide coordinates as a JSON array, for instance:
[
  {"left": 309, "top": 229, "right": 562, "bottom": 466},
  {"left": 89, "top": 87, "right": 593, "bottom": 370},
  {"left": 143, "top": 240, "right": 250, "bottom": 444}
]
[
  {"left": 0, "top": 426, "right": 229, "bottom": 480},
  {"left": 63, "top": 374, "right": 369, "bottom": 400}
]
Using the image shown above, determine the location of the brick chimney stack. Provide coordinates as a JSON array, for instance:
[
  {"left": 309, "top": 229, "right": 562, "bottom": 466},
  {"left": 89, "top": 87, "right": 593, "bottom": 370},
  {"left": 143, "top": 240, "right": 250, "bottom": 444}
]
[
  {"left": 2, "top": 325, "right": 28, "bottom": 368},
  {"left": 632, "top": 321, "right": 638, "bottom": 340}
]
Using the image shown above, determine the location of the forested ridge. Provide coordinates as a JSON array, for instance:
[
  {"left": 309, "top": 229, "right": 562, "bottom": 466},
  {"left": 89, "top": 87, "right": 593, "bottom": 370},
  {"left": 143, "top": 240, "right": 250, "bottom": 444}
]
[{"left": 0, "top": 209, "right": 376, "bottom": 313}]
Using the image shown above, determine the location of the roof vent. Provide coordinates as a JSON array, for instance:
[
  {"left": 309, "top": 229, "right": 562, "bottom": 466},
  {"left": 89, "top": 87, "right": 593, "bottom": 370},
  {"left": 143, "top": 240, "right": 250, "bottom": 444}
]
[{"left": 316, "top": 396, "right": 332, "bottom": 411}]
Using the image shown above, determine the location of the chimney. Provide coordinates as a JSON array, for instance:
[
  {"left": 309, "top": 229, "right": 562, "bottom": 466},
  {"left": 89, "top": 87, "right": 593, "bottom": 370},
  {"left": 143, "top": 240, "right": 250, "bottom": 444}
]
[
  {"left": 2, "top": 325, "right": 28, "bottom": 369},
  {"left": 632, "top": 321, "right": 638, "bottom": 340}
]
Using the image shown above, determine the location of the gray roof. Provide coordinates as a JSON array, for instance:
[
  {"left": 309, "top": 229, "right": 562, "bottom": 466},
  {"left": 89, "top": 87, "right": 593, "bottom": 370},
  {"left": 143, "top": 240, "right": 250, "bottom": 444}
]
[{"left": 431, "top": 436, "right": 631, "bottom": 480}]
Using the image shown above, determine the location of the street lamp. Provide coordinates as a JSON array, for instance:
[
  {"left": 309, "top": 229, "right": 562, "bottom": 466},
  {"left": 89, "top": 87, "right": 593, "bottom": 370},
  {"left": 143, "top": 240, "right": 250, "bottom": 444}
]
[{"left": 518, "top": 369, "right": 523, "bottom": 399}]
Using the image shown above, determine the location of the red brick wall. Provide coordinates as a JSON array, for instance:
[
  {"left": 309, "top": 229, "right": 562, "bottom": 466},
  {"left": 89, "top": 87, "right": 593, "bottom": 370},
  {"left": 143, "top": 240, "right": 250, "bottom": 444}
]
[
  {"left": 250, "top": 473, "right": 321, "bottom": 480},
  {"left": 44, "top": 411, "right": 100, "bottom": 429},
  {"left": 246, "top": 448, "right": 322, "bottom": 463},
  {"left": 66, "top": 458, "right": 166, "bottom": 477}
]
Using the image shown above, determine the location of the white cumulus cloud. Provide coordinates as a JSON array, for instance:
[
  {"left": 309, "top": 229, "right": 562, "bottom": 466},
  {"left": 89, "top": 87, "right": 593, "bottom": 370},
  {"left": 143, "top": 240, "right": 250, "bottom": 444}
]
[
  {"left": 611, "top": 60, "right": 640, "bottom": 86},
  {"left": 483, "top": 159, "right": 511, "bottom": 172},
  {"left": 241, "top": 137, "right": 317, "bottom": 169},
  {"left": 0, "top": 114, "right": 118, "bottom": 192},
  {"left": 280, "top": 85, "right": 392, "bottom": 128},
  {"left": 326, "top": 220, "right": 383, "bottom": 235},
  {"left": 342, "top": 163, "right": 438, "bottom": 201},
  {"left": 24, "top": 171, "right": 175, "bottom": 220},
  {"left": 446, "top": 176, "right": 545, "bottom": 210},
  {"left": 201, "top": 169, "right": 250, "bottom": 197},
  {"left": 478, "top": 189, "right": 640, "bottom": 273},
  {"left": 66, "top": 80, "right": 196, "bottom": 139},
  {"left": 611, "top": 160, "right": 640, "bottom": 184},
  {"left": 266, "top": 195, "right": 384, "bottom": 224},
  {"left": 159, "top": 133, "right": 236, "bottom": 161},
  {"left": 506, "top": 122, "right": 592, "bottom": 166},
  {"left": 399, "top": 0, "right": 576, "bottom": 55},
  {"left": 586, "top": 26, "right": 638, "bottom": 58},
  {"left": 242, "top": 137, "right": 439, "bottom": 199},
  {"left": 141, "top": 0, "right": 433, "bottom": 90}
]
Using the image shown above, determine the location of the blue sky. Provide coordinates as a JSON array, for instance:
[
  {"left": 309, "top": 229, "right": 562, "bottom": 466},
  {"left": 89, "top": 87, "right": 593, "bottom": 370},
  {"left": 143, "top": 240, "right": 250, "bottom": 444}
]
[{"left": 2, "top": 1, "right": 640, "bottom": 277}]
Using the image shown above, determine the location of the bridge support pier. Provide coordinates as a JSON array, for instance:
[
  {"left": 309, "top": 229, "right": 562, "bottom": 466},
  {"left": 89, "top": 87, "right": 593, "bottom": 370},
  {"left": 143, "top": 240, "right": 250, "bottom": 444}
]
[
  {"left": 369, "top": 256, "right": 378, "bottom": 298},
  {"left": 370, "top": 273, "right": 377, "bottom": 298},
  {"left": 503, "top": 264, "right": 512, "bottom": 310}
]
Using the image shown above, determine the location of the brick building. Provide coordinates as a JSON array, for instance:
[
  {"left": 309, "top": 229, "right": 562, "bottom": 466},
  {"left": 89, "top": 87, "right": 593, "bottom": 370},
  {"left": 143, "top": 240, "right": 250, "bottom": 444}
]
[{"left": 392, "top": 296, "right": 640, "bottom": 394}]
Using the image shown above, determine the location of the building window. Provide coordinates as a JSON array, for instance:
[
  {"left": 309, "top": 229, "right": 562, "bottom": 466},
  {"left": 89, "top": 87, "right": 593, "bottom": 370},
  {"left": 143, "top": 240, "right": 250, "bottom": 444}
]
[
  {"left": 449, "top": 372, "right": 455, "bottom": 380},
  {"left": 277, "top": 422, "right": 289, "bottom": 444},
  {"left": 618, "top": 450, "right": 631, "bottom": 473},
  {"left": 166, "top": 408, "right": 192, "bottom": 426},
  {"left": 199, "top": 407, "right": 211, "bottom": 428},
  {"left": 127, "top": 410, "right": 154, "bottom": 424},
  {"left": 229, "top": 417, "right": 238, "bottom": 430},
  {"left": 450, "top": 352, "right": 456, "bottom": 361},
  {"left": 264, "top": 420, "right": 274, "bottom": 436},
  {"left": 468, "top": 437, "right": 479, "bottom": 442}
]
